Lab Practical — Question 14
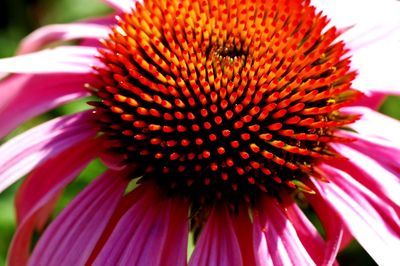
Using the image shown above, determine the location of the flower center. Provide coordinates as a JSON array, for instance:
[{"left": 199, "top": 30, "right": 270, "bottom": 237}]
[{"left": 90, "top": 0, "right": 360, "bottom": 209}]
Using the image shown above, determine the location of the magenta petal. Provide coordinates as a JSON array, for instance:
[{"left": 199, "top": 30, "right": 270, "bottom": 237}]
[
  {"left": 28, "top": 169, "right": 129, "bottom": 266},
  {"left": 189, "top": 207, "right": 244, "bottom": 266},
  {"left": 311, "top": 0, "right": 400, "bottom": 94},
  {"left": 79, "top": 16, "right": 117, "bottom": 47},
  {"left": 337, "top": 130, "right": 400, "bottom": 174},
  {"left": 253, "top": 197, "right": 316, "bottom": 266},
  {"left": 15, "top": 138, "right": 102, "bottom": 224},
  {"left": 281, "top": 195, "right": 327, "bottom": 265},
  {"left": 342, "top": 106, "right": 400, "bottom": 146},
  {"left": 232, "top": 209, "right": 257, "bottom": 266},
  {"left": 0, "top": 73, "right": 93, "bottom": 138},
  {"left": 351, "top": 92, "right": 386, "bottom": 109},
  {"left": 0, "top": 111, "right": 96, "bottom": 193},
  {"left": 17, "top": 23, "right": 109, "bottom": 54},
  {"left": 331, "top": 141, "right": 400, "bottom": 207},
  {"left": 0, "top": 46, "right": 99, "bottom": 74},
  {"left": 94, "top": 184, "right": 189, "bottom": 266},
  {"left": 253, "top": 214, "right": 274, "bottom": 266},
  {"left": 313, "top": 165, "right": 400, "bottom": 266},
  {"left": 304, "top": 191, "right": 345, "bottom": 265},
  {"left": 7, "top": 138, "right": 101, "bottom": 266},
  {"left": 99, "top": 150, "right": 128, "bottom": 170}
]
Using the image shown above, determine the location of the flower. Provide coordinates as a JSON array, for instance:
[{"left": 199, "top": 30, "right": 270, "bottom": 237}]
[{"left": 1, "top": 0, "right": 400, "bottom": 265}]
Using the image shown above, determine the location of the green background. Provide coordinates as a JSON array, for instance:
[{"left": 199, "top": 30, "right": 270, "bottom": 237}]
[{"left": 0, "top": 0, "right": 399, "bottom": 265}]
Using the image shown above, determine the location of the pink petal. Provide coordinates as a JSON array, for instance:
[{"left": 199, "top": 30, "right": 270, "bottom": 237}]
[
  {"left": 342, "top": 106, "right": 400, "bottom": 146},
  {"left": 102, "top": 0, "right": 138, "bottom": 12},
  {"left": 83, "top": 15, "right": 117, "bottom": 26},
  {"left": 15, "top": 138, "right": 102, "bottom": 224},
  {"left": 311, "top": 0, "right": 400, "bottom": 31},
  {"left": 7, "top": 138, "right": 101, "bottom": 266},
  {"left": 79, "top": 16, "right": 118, "bottom": 47},
  {"left": 86, "top": 187, "right": 145, "bottom": 264},
  {"left": 189, "top": 207, "right": 243, "bottom": 266},
  {"left": 28, "top": 169, "right": 129, "bottom": 266},
  {"left": 0, "top": 46, "right": 99, "bottom": 74},
  {"left": 253, "top": 197, "right": 316, "bottom": 266},
  {"left": 349, "top": 28, "right": 400, "bottom": 95},
  {"left": 0, "top": 73, "right": 93, "bottom": 138},
  {"left": 94, "top": 183, "right": 189, "bottom": 266},
  {"left": 253, "top": 215, "right": 274, "bottom": 266},
  {"left": 282, "top": 194, "right": 326, "bottom": 265},
  {"left": 303, "top": 191, "right": 345, "bottom": 264},
  {"left": 332, "top": 140, "right": 400, "bottom": 206},
  {"left": 351, "top": 92, "right": 386, "bottom": 109},
  {"left": 17, "top": 23, "right": 110, "bottom": 54},
  {"left": 338, "top": 130, "right": 400, "bottom": 168},
  {"left": 313, "top": 164, "right": 400, "bottom": 266},
  {"left": 232, "top": 208, "right": 257, "bottom": 266},
  {"left": 99, "top": 150, "right": 128, "bottom": 170},
  {"left": 311, "top": 0, "right": 400, "bottom": 94},
  {"left": 320, "top": 162, "right": 400, "bottom": 227},
  {"left": 337, "top": 225, "right": 353, "bottom": 251},
  {"left": 0, "top": 111, "right": 96, "bottom": 193}
]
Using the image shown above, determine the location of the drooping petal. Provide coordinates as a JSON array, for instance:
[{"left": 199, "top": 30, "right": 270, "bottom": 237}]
[
  {"left": 189, "top": 207, "right": 244, "bottom": 266},
  {"left": 0, "top": 46, "right": 99, "bottom": 74},
  {"left": 342, "top": 106, "right": 400, "bottom": 146},
  {"left": 99, "top": 150, "right": 129, "bottom": 170},
  {"left": 311, "top": 0, "right": 400, "bottom": 31},
  {"left": 28, "top": 169, "right": 129, "bottom": 266},
  {"left": 343, "top": 122, "right": 400, "bottom": 155},
  {"left": 0, "top": 73, "right": 93, "bottom": 138},
  {"left": 332, "top": 141, "right": 400, "bottom": 206},
  {"left": 339, "top": 130, "right": 400, "bottom": 175},
  {"left": 94, "top": 183, "right": 189, "bottom": 266},
  {"left": 351, "top": 92, "right": 386, "bottom": 109},
  {"left": 253, "top": 197, "right": 316, "bottom": 266},
  {"left": 0, "top": 111, "right": 96, "bottom": 193},
  {"left": 15, "top": 138, "right": 102, "bottom": 224},
  {"left": 281, "top": 193, "right": 342, "bottom": 266},
  {"left": 86, "top": 186, "right": 145, "bottom": 264},
  {"left": 102, "top": 0, "right": 139, "bottom": 13},
  {"left": 17, "top": 23, "right": 110, "bottom": 54},
  {"left": 79, "top": 16, "right": 118, "bottom": 47},
  {"left": 311, "top": 0, "right": 400, "bottom": 94},
  {"left": 8, "top": 138, "right": 101, "bottom": 266},
  {"left": 349, "top": 28, "right": 400, "bottom": 95},
  {"left": 313, "top": 164, "right": 400, "bottom": 266},
  {"left": 232, "top": 209, "right": 257, "bottom": 266},
  {"left": 303, "top": 190, "right": 345, "bottom": 264},
  {"left": 253, "top": 214, "right": 273, "bottom": 266}
]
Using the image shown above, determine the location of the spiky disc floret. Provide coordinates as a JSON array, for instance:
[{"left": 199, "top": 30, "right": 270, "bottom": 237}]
[{"left": 90, "top": 0, "right": 360, "bottom": 208}]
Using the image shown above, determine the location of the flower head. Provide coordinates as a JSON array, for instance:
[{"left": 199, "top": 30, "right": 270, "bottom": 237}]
[
  {"left": 92, "top": 0, "right": 360, "bottom": 210},
  {"left": 0, "top": 0, "right": 400, "bottom": 265}
]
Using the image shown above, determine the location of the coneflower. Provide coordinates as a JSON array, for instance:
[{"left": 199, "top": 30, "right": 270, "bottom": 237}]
[{"left": 0, "top": 0, "right": 399, "bottom": 265}]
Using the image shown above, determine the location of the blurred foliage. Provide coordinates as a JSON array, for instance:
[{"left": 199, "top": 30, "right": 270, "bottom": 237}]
[{"left": 0, "top": 0, "right": 398, "bottom": 265}]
